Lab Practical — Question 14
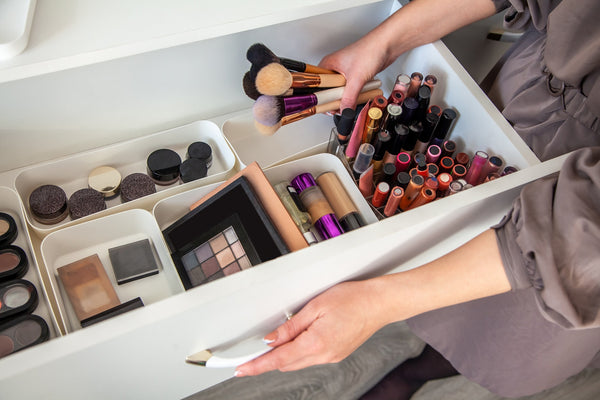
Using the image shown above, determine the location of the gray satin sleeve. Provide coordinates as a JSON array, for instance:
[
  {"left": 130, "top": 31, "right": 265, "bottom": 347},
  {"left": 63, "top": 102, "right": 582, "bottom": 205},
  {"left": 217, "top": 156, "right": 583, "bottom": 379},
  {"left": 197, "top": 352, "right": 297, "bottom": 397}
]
[{"left": 493, "top": 147, "right": 600, "bottom": 329}]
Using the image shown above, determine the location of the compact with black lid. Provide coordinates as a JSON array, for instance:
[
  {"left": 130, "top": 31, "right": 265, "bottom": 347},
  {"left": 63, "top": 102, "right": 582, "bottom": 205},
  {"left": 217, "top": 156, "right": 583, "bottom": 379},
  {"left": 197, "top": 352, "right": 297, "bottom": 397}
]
[{"left": 0, "top": 279, "right": 38, "bottom": 322}]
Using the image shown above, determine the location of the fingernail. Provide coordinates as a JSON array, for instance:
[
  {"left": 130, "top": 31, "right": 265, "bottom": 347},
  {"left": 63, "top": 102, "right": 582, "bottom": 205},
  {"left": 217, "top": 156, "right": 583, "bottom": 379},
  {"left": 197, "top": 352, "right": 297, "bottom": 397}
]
[
  {"left": 263, "top": 332, "right": 277, "bottom": 344},
  {"left": 234, "top": 369, "right": 245, "bottom": 377}
]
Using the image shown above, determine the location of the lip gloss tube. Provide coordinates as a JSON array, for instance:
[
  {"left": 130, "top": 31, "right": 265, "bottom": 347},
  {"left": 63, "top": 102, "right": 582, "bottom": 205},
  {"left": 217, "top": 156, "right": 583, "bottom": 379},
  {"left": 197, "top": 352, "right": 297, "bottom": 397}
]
[
  {"left": 402, "top": 121, "right": 421, "bottom": 154},
  {"left": 352, "top": 143, "right": 375, "bottom": 179},
  {"left": 424, "top": 176, "right": 439, "bottom": 191},
  {"left": 481, "top": 155, "right": 503, "bottom": 183},
  {"left": 273, "top": 182, "right": 317, "bottom": 245},
  {"left": 401, "top": 97, "right": 419, "bottom": 125},
  {"left": 414, "top": 113, "right": 438, "bottom": 154},
  {"left": 424, "top": 74, "right": 437, "bottom": 94},
  {"left": 372, "top": 95, "right": 388, "bottom": 113},
  {"left": 384, "top": 103, "right": 403, "bottom": 133},
  {"left": 399, "top": 174, "right": 425, "bottom": 211},
  {"left": 316, "top": 172, "right": 365, "bottom": 232},
  {"left": 464, "top": 151, "right": 489, "bottom": 185},
  {"left": 396, "top": 171, "right": 411, "bottom": 190},
  {"left": 403, "top": 187, "right": 436, "bottom": 211},
  {"left": 439, "top": 156, "right": 454, "bottom": 174},
  {"left": 372, "top": 182, "right": 390, "bottom": 208},
  {"left": 441, "top": 140, "right": 456, "bottom": 158},
  {"left": 436, "top": 172, "right": 452, "bottom": 196},
  {"left": 426, "top": 144, "right": 441, "bottom": 164},
  {"left": 430, "top": 108, "right": 457, "bottom": 147},
  {"left": 395, "top": 151, "right": 411, "bottom": 174},
  {"left": 393, "top": 73, "right": 411, "bottom": 97},
  {"left": 291, "top": 173, "right": 344, "bottom": 240},
  {"left": 383, "top": 186, "right": 404, "bottom": 217},
  {"left": 382, "top": 163, "right": 397, "bottom": 185},
  {"left": 416, "top": 160, "right": 429, "bottom": 178},
  {"left": 427, "top": 163, "right": 439, "bottom": 177},
  {"left": 362, "top": 107, "right": 383, "bottom": 144},
  {"left": 415, "top": 85, "right": 431, "bottom": 122},
  {"left": 445, "top": 180, "right": 463, "bottom": 196},
  {"left": 428, "top": 105, "right": 442, "bottom": 116},
  {"left": 451, "top": 164, "right": 467, "bottom": 180},
  {"left": 371, "top": 130, "right": 392, "bottom": 174},
  {"left": 455, "top": 152, "right": 470, "bottom": 166},
  {"left": 388, "top": 90, "right": 404, "bottom": 106},
  {"left": 384, "top": 124, "right": 409, "bottom": 165},
  {"left": 407, "top": 72, "right": 423, "bottom": 98}
]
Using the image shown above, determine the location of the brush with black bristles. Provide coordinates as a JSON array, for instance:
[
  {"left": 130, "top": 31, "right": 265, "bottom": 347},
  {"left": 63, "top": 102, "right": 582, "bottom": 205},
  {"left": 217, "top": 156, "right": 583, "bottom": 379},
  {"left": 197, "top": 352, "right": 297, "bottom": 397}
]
[
  {"left": 247, "top": 43, "right": 335, "bottom": 75},
  {"left": 254, "top": 88, "right": 383, "bottom": 136},
  {"left": 253, "top": 80, "right": 382, "bottom": 126}
]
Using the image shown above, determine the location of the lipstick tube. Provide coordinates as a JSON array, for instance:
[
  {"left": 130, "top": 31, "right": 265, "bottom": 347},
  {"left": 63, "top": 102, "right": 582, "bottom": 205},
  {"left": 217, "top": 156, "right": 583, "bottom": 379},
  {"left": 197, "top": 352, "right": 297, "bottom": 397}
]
[
  {"left": 372, "top": 182, "right": 390, "bottom": 208},
  {"left": 358, "top": 165, "right": 375, "bottom": 198},
  {"left": 372, "top": 95, "right": 388, "bottom": 113},
  {"left": 436, "top": 172, "right": 453, "bottom": 196},
  {"left": 393, "top": 73, "right": 411, "bottom": 96},
  {"left": 382, "top": 163, "right": 397, "bottom": 185},
  {"left": 273, "top": 182, "right": 317, "bottom": 245},
  {"left": 415, "top": 85, "right": 431, "bottom": 122},
  {"left": 439, "top": 156, "right": 454, "bottom": 173},
  {"left": 384, "top": 103, "right": 403, "bottom": 133},
  {"left": 383, "top": 186, "right": 404, "bottom": 217},
  {"left": 441, "top": 140, "right": 456, "bottom": 158},
  {"left": 403, "top": 121, "right": 422, "bottom": 154},
  {"left": 455, "top": 152, "right": 470, "bottom": 166},
  {"left": 427, "top": 163, "right": 439, "bottom": 177},
  {"left": 430, "top": 108, "right": 457, "bottom": 147},
  {"left": 426, "top": 145, "right": 441, "bottom": 164},
  {"left": 316, "top": 172, "right": 365, "bottom": 232},
  {"left": 388, "top": 90, "right": 404, "bottom": 106},
  {"left": 371, "top": 130, "right": 392, "bottom": 174},
  {"left": 291, "top": 173, "right": 344, "bottom": 240},
  {"left": 424, "top": 176, "right": 439, "bottom": 191},
  {"left": 396, "top": 171, "right": 411, "bottom": 190},
  {"left": 395, "top": 152, "right": 411, "bottom": 174},
  {"left": 446, "top": 180, "right": 463, "bottom": 196},
  {"left": 428, "top": 105, "right": 442, "bottom": 116},
  {"left": 464, "top": 151, "right": 489, "bottom": 185},
  {"left": 399, "top": 174, "right": 425, "bottom": 211},
  {"left": 401, "top": 97, "right": 418, "bottom": 125},
  {"left": 384, "top": 124, "right": 409, "bottom": 165},
  {"left": 414, "top": 112, "right": 438, "bottom": 154},
  {"left": 451, "top": 164, "right": 467, "bottom": 180},
  {"left": 424, "top": 74, "right": 437, "bottom": 94},
  {"left": 481, "top": 155, "right": 503, "bottom": 183}
]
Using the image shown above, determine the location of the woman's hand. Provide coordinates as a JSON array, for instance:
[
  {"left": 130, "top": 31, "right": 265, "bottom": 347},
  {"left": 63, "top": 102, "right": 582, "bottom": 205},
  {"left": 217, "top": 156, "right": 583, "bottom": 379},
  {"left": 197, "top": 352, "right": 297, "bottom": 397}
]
[{"left": 234, "top": 280, "right": 391, "bottom": 377}]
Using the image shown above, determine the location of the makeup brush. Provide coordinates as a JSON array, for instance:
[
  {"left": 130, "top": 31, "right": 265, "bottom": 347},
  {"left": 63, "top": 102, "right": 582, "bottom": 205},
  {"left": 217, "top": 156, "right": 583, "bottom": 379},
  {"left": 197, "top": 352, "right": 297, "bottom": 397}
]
[
  {"left": 255, "top": 63, "right": 346, "bottom": 96},
  {"left": 247, "top": 43, "right": 334, "bottom": 75},
  {"left": 253, "top": 80, "right": 382, "bottom": 126},
  {"left": 255, "top": 88, "right": 383, "bottom": 136}
]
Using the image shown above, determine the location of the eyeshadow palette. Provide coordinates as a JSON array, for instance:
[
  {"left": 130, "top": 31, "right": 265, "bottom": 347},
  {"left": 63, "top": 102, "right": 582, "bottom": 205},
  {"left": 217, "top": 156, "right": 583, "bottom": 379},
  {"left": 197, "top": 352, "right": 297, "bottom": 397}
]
[{"left": 163, "top": 176, "right": 289, "bottom": 290}]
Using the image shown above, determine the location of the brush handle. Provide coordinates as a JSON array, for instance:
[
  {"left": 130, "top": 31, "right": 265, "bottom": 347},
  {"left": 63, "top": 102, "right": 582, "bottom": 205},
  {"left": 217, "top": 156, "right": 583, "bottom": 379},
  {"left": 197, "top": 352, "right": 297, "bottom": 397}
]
[
  {"left": 312, "top": 80, "right": 382, "bottom": 105},
  {"left": 290, "top": 71, "right": 346, "bottom": 89},
  {"left": 280, "top": 57, "right": 335, "bottom": 74}
]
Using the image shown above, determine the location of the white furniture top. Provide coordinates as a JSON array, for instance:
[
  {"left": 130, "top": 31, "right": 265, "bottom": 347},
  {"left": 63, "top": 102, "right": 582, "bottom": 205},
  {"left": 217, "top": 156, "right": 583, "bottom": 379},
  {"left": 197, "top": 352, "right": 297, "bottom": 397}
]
[{"left": 0, "top": 0, "right": 386, "bottom": 83}]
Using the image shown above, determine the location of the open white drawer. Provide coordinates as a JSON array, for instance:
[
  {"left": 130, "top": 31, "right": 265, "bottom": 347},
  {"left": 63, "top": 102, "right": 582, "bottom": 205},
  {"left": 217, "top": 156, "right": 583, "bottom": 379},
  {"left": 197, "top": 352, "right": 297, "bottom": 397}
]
[{"left": 0, "top": 0, "right": 556, "bottom": 398}]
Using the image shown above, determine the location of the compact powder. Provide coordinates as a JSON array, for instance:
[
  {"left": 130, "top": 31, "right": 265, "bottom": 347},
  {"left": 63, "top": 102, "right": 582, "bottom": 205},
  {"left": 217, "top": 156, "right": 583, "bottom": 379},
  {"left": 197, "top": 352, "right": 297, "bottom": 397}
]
[
  {"left": 0, "top": 246, "right": 28, "bottom": 282},
  {"left": 108, "top": 239, "right": 160, "bottom": 285},
  {"left": 3, "top": 285, "right": 30, "bottom": 308},
  {"left": 0, "top": 315, "right": 49, "bottom": 359},
  {"left": 88, "top": 166, "right": 122, "bottom": 198},
  {"left": 179, "top": 158, "right": 208, "bottom": 183},
  {"left": 0, "top": 335, "right": 14, "bottom": 357},
  {"left": 120, "top": 173, "right": 157, "bottom": 202},
  {"left": 0, "top": 280, "right": 37, "bottom": 321},
  {"left": 28, "top": 184, "right": 69, "bottom": 225},
  {"left": 187, "top": 141, "right": 213, "bottom": 168},
  {"left": 0, "top": 212, "right": 17, "bottom": 248},
  {"left": 68, "top": 188, "right": 107, "bottom": 220},
  {"left": 147, "top": 149, "right": 181, "bottom": 185}
]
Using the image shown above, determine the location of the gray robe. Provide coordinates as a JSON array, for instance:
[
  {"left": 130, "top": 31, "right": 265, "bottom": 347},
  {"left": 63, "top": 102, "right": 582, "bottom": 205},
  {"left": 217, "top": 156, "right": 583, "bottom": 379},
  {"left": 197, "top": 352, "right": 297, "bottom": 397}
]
[{"left": 407, "top": 0, "right": 600, "bottom": 397}]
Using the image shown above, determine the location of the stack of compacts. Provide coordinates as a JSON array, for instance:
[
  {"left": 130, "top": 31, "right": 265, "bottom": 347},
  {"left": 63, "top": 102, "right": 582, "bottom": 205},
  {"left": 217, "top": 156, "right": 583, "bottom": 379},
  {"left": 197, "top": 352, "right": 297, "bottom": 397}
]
[
  {"left": 327, "top": 72, "right": 518, "bottom": 217},
  {"left": 243, "top": 43, "right": 384, "bottom": 136},
  {"left": 0, "top": 212, "right": 50, "bottom": 359}
]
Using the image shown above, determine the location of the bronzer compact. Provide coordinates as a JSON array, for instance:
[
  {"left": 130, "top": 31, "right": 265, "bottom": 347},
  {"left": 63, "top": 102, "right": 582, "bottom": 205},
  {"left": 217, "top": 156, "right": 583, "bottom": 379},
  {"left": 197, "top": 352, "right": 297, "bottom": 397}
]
[{"left": 162, "top": 176, "right": 289, "bottom": 290}]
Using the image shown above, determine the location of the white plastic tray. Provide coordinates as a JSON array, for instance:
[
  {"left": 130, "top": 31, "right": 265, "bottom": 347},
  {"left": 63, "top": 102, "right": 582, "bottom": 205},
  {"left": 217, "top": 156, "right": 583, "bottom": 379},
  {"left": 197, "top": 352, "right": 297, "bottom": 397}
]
[
  {"left": 0, "top": 0, "right": 36, "bottom": 60},
  {"left": 14, "top": 120, "right": 237, "bottom": 237},
  {"left": 0, "top": 186, "right": 59, "bottom": 338},
  {"left": 40, "top": 208, "right": 182, "bottom": 333}
]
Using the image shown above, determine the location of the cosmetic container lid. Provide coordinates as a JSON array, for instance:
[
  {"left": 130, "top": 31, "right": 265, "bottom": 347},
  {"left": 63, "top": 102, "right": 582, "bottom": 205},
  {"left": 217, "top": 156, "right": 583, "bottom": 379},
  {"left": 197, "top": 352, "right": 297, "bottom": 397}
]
[
  {"left": 120, "top": 173, "right": 157, "bottom": 202},
  {"left": 88, "top": 166, "right": 122, "bottom": 198},
  {"left": 0, "top": 212, "right": 17, "bottom": 248},
  {"left": 382, "top": 163, "right": 396, "bottom": 183},
  {"left": 68, "top": 188, "right": 107, "bottom": 220},
  {"left": 339, "top": 212, "right": 364, "bottom": 232},
  {"left": 396, "top": 171, "right": 411, "bottom": 189},
  {"left": 179, "top": 158, "right": 208, "bottom": 183},
  {"left": 0, "top": 245, "right": 28, "bottom": 283},
  {"left": 313, "top": 213, "right": 344, "bottom": 240},
  {"left": 147, "top": 149, "right": 182, "bottom": 184},
  {"left": 28, "top": 184, "right": 69, "bottom": 225},
  {"left": 290, "top": 173, "right": 317, "bottom": 194},
  {"left": 187, "top": 142, "right": 213, "bottom": 168}
]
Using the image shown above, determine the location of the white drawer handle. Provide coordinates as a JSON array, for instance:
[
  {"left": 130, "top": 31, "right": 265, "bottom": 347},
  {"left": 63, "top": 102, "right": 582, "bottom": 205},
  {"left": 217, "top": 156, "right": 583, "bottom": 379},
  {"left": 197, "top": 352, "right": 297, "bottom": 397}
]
[{"left": 186, "top": 336, "right": 273, "bottom": 368}]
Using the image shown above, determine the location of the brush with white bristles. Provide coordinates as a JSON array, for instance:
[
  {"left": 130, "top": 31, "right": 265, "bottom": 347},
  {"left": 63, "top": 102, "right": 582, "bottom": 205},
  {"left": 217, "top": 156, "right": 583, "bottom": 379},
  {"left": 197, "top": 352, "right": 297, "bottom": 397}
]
[
  {"left": 255, "top": 88, "right": 383, "bottom": 136},
  {"left": 255, "top": 63, "right": 346, "bottom": 96},
  {"left": 253, "top": 80, "right": 382, "bottom": 126}
]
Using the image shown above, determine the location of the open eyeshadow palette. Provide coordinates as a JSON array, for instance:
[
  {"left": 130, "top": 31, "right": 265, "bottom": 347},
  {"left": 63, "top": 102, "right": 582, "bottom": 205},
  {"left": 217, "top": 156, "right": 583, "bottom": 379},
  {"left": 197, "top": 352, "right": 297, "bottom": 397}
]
[{"left": 162, "top": 175, "right": 290, "bottom": 290}]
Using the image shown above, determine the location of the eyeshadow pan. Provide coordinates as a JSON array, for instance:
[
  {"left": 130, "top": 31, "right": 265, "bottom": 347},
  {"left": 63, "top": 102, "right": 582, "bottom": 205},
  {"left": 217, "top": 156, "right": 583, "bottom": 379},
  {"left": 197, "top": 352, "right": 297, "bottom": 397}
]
[
  {"left": 231, "top": 241, "right": 245, "bottom": 259},
  {"left": 0, "top": 246, "right": 28, "bottom": 282},
  {"left": 201, "top": 257, "right": 220, "bottom": 277},
  {"left": 209, "top": 234, "right": 228, "bottom": 253},
  {"left": 194, "top": 242, "right": 213, "bottom": 264},
  {"left": 238, "top": 256, "right": 252, "bottom": 270},
  {"left": 108, "top": 239, "right": 160, "bottom": 285},
  {"left": 181, "top": 251, "right": 199, "bottom": 272},
  {"left": 0, "top": 315, "right": 49, "bottom": 359},
  {"left": 223, "top": 261, "right": 240, "bottom": 276},
  {"left": 0, "top": 252, "right": 19, "bottom": 273},
  {"left": 223, "top": 226, "right": 237, "bottom": 244},
  {"left": 187, "top": 267, "right": 205, "bottom": 286},
  {"left": 0, "top": 220, "right": 9, "bottom": 236},
  {"left": 216, "top": 247, "right": 234, "bottom": 267},
  {"left": 4, "top": 285, "right": 30, "bottom": 308}
]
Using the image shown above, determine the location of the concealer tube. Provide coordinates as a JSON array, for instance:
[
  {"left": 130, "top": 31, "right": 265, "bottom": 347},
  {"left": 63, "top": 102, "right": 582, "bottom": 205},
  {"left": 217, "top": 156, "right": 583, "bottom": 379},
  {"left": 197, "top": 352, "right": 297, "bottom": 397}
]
[
  {"left": 464, "top": 151, "right": 489, "bottom": 185},
  {"left": 316, "top": 172, "right": 365, "bottom": 232},
  {"left": 383, "top": 186, "right": 404, "bottom": 217},
  {"left": 291, "top": 173, "right": 344, "bottom": 240},
  {"left": 371, "top": 182, "right": 390, "bottom": 208},
  {"left": 403, "top": 187, "right": 436, "bottom": 211},
  {"left": 399, "top": 174, "right": 425, "bottom": 211},
  {"left": 273, "top": 182, "right": 317, "bottom": 245}
]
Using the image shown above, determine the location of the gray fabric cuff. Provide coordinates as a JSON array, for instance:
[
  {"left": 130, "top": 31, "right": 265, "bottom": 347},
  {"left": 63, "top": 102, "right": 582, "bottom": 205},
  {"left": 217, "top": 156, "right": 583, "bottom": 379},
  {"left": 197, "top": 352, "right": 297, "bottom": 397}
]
[{"left": 493, "top": 211, "right": 533, "bottom": 291}]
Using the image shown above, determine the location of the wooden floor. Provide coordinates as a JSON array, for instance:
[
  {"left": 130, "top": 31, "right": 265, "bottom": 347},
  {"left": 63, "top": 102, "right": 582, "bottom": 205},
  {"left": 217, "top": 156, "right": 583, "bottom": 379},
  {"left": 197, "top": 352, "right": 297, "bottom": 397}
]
[{"left": 186, "top": 322, "right": 600, "bottom": 400}]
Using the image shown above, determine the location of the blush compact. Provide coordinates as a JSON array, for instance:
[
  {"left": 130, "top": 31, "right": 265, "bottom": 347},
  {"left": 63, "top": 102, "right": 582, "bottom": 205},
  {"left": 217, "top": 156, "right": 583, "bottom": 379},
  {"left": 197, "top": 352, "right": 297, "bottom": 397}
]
[{"left": 0, "top": 246, "right": 29, "bottom": 283}]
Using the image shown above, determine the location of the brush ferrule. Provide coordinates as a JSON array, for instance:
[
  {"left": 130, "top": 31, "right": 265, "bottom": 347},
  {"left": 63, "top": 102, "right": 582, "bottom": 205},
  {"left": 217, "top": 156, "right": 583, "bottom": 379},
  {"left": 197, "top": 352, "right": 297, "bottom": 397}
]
[
  {"left": 281, "top": 107, "right": 317, "bottom": 125},
  {"left": 290, "top": 72, "right": 324, "bottom": 88},
  {"left": 282, "top": 94, "right": 318, "bottom": 115}
]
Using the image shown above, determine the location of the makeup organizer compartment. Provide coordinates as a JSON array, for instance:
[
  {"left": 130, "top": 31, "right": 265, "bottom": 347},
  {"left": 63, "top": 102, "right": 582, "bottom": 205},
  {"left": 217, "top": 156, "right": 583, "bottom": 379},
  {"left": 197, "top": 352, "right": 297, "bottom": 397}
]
[
  {"left": 0, "top": 1, "right": 571, "bottom": 398},
  {"left": 14, "top": 120, "right": 236, "bottom": 237}
]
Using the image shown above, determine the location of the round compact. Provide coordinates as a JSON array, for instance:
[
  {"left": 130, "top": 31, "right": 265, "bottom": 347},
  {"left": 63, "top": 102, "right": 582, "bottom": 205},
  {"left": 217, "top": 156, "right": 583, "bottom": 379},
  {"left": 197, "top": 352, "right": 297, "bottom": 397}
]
[
  {"left": 0, "top": 246, "right": 28, "bottom": 283},
  {"left": 88, "top": 166, "right": 122, "bottom": 198},
  {"left": 28, "top": 184, "right": 69, "bottom": 225},
  {"left": 0, "top": 279, "right": 38, "bottom": 322},
  {"left": 120, "top": 173, "right": 157, "bottom": 202},
  {"left": 179, "top": 158, "right": 208, "bottom": 183},
  {"left": 68, "top": 188, "right": 107, "bottom": 220},
  {"left": 187, "top": 142, "right": 212, "bottom": 169},
  {"left": 0, "top": 213, "right": 17, "bottom": 248},
  {"left": 0, "top": 314, "right": 49, "bottom": 359},
  {"left": 147, "top": 149, "right": 181, "bottom": 185}
]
